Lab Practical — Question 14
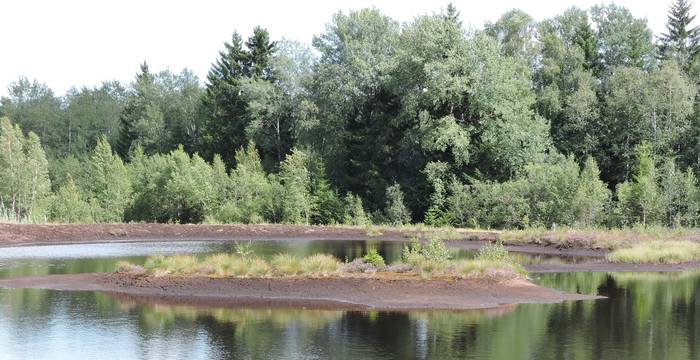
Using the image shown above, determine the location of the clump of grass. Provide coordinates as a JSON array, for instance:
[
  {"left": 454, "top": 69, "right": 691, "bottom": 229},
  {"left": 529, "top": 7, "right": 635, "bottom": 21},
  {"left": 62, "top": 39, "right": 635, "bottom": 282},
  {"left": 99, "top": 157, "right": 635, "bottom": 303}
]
[
  {"left": 608, "top": 241, "right": 700, "bottom": 264},
  {"left": 363, "top": 247, "right": 385, "bottom": 269},
  {"left": 144, "top": 255, "right": 198, "bottom": 275},
  {"left": 271, "top": 254, "right": 302, "bottom": 275},
  {"left": 247, "top": 258, "right": 271, "bottom": 276},
  {"left": 452, "top": 259, "right": 525, "bottom": 277},
  {"left": 300, "top": 254, "right": 341, "bottom": 275}
]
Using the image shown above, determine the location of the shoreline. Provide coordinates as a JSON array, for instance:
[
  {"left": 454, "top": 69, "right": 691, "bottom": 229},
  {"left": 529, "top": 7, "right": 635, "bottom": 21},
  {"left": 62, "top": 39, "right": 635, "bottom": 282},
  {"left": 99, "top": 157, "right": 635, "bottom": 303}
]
[
  {"left": 0, "top": 223, "right": 600, "bottom": 257},
  {"left": 0, "top": 272, "right": 601, "bottom": 311}
]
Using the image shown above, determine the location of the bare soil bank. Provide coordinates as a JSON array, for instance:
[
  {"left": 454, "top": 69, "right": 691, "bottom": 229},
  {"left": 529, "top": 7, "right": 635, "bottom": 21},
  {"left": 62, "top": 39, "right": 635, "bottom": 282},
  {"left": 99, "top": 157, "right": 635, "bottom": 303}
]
[
  {"left": 0, "top": 223, "right": 415, "bottom": 246},
  {"left": 0, "top": 272, "right": 600, "bottom": 311},
  {"left": 0, "top": 223, "right": 593, "bottom": 256}
]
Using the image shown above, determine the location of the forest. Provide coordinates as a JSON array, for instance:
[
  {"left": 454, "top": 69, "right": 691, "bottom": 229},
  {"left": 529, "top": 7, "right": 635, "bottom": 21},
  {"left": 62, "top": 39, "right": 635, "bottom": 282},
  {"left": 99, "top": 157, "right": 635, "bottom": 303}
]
[{"left": 2, "top": 0, "right": 700, "bottom": 229}]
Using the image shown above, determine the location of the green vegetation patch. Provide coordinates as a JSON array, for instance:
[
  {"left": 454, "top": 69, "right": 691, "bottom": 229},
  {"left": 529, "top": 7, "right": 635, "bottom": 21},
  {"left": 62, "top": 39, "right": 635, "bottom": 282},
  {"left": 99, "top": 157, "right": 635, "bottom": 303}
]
[
  {"left": 117, "top": 239, "right": 525, "bottom": 280},
  {"left": 607, "top": 241, "right": 700, "bottom": 264}
]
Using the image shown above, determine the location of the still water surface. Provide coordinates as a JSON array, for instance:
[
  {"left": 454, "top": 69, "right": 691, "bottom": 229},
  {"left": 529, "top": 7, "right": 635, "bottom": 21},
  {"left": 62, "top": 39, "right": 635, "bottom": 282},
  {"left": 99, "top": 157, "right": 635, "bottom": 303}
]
[{"left": 0, "top": 240, "right": 697, "bottom": 359}]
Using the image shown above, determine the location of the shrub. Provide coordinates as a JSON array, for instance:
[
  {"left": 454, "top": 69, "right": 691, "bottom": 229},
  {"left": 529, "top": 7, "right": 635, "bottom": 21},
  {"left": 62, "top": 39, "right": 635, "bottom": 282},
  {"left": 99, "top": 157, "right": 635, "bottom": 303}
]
[
  {"left": 363, "top": 248, "right": 386, "bottom": 269},
  {"left": 422, "top": 238, "right": 451, "bottom": 262},
  {"left": 477, "top": 241, "right": 510, "bottom": 262},
  {"left": 341, "top": 258, "right": 378, "bottom": 273}
]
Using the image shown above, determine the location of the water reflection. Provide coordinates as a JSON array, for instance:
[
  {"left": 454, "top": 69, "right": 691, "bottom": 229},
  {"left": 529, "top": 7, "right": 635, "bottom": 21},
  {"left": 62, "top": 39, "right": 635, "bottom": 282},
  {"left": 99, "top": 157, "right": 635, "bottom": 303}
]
[
  {"left": 0, "top": 241, "right": 696, "bottom": 359},
  {"left": 0, "top": 270, "right": 698, "bottom": 359}
]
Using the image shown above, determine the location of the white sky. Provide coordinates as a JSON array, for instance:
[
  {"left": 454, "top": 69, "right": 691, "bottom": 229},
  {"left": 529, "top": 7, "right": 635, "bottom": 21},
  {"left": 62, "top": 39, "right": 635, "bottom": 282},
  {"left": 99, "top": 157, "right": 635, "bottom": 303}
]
[{"left": 0, "top": 0, "right": 675, "bottom": 97}]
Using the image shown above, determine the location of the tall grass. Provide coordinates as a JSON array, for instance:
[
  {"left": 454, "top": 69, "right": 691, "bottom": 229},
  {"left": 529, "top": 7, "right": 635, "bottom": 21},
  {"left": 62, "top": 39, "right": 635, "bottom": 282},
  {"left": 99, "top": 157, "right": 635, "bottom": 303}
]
[
  {"left": 119, "top": 240, "right": 525, "bottom": 280},
  {"left": 607, "top": 241, "right": 700, "bottom": 264}
]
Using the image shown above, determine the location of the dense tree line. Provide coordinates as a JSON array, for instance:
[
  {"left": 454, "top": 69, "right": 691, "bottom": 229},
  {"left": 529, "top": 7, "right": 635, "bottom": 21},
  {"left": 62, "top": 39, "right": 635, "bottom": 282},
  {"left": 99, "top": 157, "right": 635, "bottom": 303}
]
[{"left": 3, "top": 0, "right": 700, "bottom": 229}]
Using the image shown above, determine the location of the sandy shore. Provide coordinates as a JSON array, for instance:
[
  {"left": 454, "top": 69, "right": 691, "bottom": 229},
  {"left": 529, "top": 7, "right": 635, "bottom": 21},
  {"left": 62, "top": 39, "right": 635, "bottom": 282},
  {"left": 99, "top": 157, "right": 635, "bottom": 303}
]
[{"left": 0, "top": 272, "right": 600, "bottom": 311}]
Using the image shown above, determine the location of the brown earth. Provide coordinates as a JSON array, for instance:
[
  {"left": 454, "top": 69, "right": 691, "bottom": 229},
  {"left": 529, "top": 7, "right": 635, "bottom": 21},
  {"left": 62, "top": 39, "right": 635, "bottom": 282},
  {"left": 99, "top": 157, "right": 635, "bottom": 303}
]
[
  {"left": 0, "top": 272, "right": 600, "bottom": 311},
  {"left": 0, "top": 223, "right": 597, "bottom": 257}
]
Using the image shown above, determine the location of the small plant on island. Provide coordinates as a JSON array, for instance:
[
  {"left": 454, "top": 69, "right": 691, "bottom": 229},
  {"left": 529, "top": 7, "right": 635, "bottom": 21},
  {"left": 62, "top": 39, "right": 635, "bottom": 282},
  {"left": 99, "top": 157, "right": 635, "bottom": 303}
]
[{"left": 363, "top": 247, "right": 386, "bottom": 269}]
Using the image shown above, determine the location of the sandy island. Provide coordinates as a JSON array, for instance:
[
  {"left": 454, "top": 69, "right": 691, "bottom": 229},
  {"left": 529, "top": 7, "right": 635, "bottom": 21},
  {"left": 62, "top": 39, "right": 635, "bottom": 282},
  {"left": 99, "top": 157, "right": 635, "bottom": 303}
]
[{"left": 0, "top": 272, "right": 600, "bottom": 311}]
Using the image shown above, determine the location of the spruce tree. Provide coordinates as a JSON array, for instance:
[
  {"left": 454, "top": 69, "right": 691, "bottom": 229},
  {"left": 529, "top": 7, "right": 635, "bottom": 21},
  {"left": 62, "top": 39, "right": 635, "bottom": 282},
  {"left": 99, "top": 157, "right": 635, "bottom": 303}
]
[
  {"left": 203, "top": 28, "right": 276, "bottom": 166},
  {"left": 659, "top": 0, "right": 700, "bottom": 71},
  {"left": 117, "top": 63, "right": 167, "bottom": 157}
]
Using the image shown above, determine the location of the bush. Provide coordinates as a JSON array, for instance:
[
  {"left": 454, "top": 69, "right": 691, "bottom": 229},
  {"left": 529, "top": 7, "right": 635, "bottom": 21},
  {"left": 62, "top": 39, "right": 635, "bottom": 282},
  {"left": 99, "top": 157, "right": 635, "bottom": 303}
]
[
  {"left": 476, "top": 241, "right": 510, "bottom": 262},
  {"left": 363, "top": 247, "right": 386, "bottom": 269}
]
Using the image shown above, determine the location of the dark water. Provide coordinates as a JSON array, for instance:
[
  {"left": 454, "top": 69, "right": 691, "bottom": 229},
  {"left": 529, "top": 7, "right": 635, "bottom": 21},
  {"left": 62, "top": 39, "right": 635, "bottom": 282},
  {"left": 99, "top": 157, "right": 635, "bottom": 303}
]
[{"left": 0, "top": 241, "right": 697, "bottom": 360}]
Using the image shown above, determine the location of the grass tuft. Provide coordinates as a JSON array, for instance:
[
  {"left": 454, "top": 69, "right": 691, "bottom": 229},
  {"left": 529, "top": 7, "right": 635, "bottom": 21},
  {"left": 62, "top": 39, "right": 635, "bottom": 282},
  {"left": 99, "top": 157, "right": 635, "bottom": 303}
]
[
  {"left": 300, "top": 254, "right": 341, "bottom": 275},
  {"left": 270, "top": 254, "right": 302, "bottom": 275}
]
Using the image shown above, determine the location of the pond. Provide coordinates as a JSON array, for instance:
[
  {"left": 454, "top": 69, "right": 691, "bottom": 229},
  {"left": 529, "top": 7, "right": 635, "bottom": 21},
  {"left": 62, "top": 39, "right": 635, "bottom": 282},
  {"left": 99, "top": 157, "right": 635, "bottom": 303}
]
[{"left": 0, "top": 240, "right": 697, "bottom": 359}]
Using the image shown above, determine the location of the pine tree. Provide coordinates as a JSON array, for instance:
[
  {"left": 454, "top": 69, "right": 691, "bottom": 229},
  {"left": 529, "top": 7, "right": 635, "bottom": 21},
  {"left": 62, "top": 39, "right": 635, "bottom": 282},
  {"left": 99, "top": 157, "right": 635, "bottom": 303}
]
[{"left": 659, "top": 0, "right": 700, "bottom": 71}]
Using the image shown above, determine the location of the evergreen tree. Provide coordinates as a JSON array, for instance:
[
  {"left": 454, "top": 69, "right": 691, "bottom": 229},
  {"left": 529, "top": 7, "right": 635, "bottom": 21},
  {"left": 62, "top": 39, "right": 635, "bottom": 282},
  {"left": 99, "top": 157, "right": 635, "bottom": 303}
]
[
  {"left": 117, "top": 63, "right": 167, "bottom": 156},
  {"left": 204, "top": 28, "right": 277, "bottom": 167},
  {"left": 659, "top": 0, "right": 700, "bottom": 71}
]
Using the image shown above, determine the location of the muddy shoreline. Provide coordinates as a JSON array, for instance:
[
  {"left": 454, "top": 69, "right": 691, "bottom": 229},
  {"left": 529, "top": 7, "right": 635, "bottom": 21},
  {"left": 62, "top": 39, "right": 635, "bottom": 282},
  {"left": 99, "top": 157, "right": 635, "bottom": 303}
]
[
  {"left": 0, "top": 272, "right": 600, "bottom": 311},
  {"left": 0, "top": 223, "right": 602, "bottom": 257}
]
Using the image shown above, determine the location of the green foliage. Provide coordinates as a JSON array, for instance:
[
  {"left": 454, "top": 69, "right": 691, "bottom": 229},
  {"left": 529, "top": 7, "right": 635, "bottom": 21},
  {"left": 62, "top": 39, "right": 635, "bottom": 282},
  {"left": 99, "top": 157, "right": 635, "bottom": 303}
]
[
  {"left": 401, "top": 238, "right": 451, "bottom": 266},
  {"left": 48, "top": 177, "right": 93, "bottom": 223},
  {"left": 384, "top": 183, "right": 410, "bottom": 225},
  {"left": 216, "top": 142, "right": 275, "bottom": 224},
  {"left": 342, "top": 193, "right": 370, "bottom": 226},
  {"left": 86, "top": 138, "right": 131, "bottom": 222},
  {"left": 0, "top": 117, "right": 51, "bottom": 219},
  {"left": 476, "top": 241, "right": 510, "bottom": 262},
  {"left": 608, "top": 241, "right": 700, "bottom": 264},
  {"left": 5, "top": 4, "right": 700, "bottom": 231},
  {"left": 362, "top": 247, "right": 386, "bottom": 269},
  {"left": 659, "top": 0, "right": 700, "bottom": 71},
  {"left": 279, "top": 149, "right": 312, "bottom": 224},
  {"left": 573, "top": 158, "right": 611, "bottom": 226},
  {"left": 615, "top": 144, "right": 664, "bottom": 226}
]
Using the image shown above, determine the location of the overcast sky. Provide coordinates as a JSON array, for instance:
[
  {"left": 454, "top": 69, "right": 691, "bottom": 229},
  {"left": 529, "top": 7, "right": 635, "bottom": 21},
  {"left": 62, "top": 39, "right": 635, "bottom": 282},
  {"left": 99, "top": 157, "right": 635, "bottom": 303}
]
[{"left": 0, "top": 0, "right": 679, "bottom": 97}]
